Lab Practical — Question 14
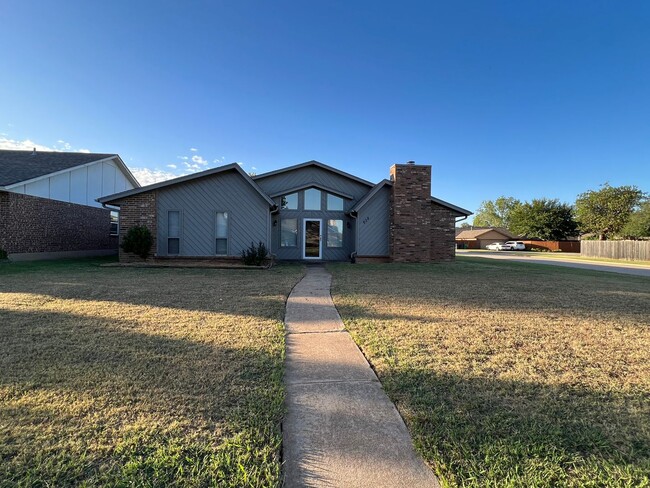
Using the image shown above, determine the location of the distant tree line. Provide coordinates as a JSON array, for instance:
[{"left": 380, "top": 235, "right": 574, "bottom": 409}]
[{"left": 468, "top": 184, "right": 648, "bottom": 240}]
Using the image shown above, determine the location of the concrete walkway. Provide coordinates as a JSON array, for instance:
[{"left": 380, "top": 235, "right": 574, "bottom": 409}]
[{"left": 282, "top": 266, "right": 439, "bottom": 488}]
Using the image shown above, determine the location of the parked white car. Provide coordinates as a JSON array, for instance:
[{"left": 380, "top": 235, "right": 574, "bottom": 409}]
[
  {"left": 504, "top": 241, "right": 526, "bottom": 251},
  {"left": 485, "top": 242, "right": 510, "bottom": 251}
]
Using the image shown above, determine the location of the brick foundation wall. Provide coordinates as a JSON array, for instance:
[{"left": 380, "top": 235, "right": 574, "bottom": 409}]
[
  {"left": 389, "top": 163, "right": 432, "bottom": 262},
  {"left": 0, "top": 190, "right": 115, "bottom": 254},
  {"left": 115, "top": 191, "right": 157, "bottom": 262},
  {"left": 430, "top": 203, "right": 457, "bottom": 261}
]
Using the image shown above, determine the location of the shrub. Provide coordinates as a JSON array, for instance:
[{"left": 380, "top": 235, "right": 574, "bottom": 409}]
[
  {"left": 121, "top": 226, "right": 154, "bottom": 260},
  {"left": 241, "top": 241, "right": 268, "bottom": 266},
  {"left": 0, "top": 248, "right": 7, "bottom": 260}
]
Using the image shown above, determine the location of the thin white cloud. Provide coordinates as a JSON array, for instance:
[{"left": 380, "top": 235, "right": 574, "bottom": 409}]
[
  {"left": 191, "top": 154, "right": 208, "bottom": 165},
  {"left": 167, "top": 164, "right": 177, "bottom": 169},
  {"left": 190, "top": 147, "right": 198, "bottom": 152},
  {"left": 78, "top": 148, "right": 91, "bottom": 153},
  {"left": 0, "top": 137, "right": 60, "bottom": 152},
  {"left": 130, "top": 168, "right": 179, "bottom": 186},
  {"left": 177, "top": 156, "right": 188, "bottom": 160}
]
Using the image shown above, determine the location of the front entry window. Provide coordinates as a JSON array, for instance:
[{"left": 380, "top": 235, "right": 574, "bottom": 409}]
[
  {"left": 304, "top": 220, "right": 321, "bottom": 258},
  {"left": 281, "top": 218, "right": 298, "bottom": 247},
  {"left": 304, "top": 189, "right": 321, "bottom": 210},
  {"left": 327, "top": 219, "right": 343, "bottom": 248}
]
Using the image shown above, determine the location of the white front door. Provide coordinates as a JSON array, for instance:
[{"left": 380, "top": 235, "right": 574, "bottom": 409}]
[{"left": 303, "top": 219, "right": 322, "bottom": 259}]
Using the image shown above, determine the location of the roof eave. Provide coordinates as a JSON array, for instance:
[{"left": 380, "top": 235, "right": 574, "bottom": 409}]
[
  {"left": 430, "top": 197, "right": 473, "bottom": 216},
  {"left": 97, "top": 163, "right": 275, "bottom": 207},
  {"left": 350, "top": 179, "right": 392, "bottom": 213}
]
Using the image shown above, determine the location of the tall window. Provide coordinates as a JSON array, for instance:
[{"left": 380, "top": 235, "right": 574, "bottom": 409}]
[
  {"left": 304, "top": 188, "right": 321, "bottom": 210},
  {"left": 281, "top": 218, "right": 298, "bottom": 247},
  {"left": 216, "top": 212, "right": 228, "bottom": 255},
  {"left": 281, "top": 193, "right": 298, "bottom": 210},
  {"left": 327, "top": 219, "right": 343, "bottom": 248},
  {"left": 327, "top": 194, "right": 344, "bottom": 211},
  {"left": 168, "top": 211, "right": 180, "bottom": 254},
  {"left": 110, "top": 211, "right": 119, "bottom": 236}
]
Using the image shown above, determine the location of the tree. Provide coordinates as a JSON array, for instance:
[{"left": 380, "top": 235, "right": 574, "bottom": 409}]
[
  {"left": 472, "top": 196, "right": 521, "bottom": 228},
  {"left": 575, "top": 184, "right": 644, "bottom": 240},
  {"left": 622, "top": 200, "right": 650, "bottom": 238},
  {"left": 509, "top": 198, "right": 578, "bottom": 240}
]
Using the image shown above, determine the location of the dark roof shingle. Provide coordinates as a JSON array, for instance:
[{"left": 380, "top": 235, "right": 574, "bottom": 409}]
[{"left": 0, "top": 150, "right": 116, "bottom": 187}]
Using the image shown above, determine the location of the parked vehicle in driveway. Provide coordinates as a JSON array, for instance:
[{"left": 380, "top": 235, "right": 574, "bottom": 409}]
[
  {"left": 486, "top": 242, "right": 511, "bottom": 251},
  {"left": 504, "top": 241, "right": 526, "bottom": 251}
]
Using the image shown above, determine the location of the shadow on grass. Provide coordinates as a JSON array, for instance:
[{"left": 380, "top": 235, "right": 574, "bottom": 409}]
[
  {"left": 0, "top": 258, "right": 304, "bottom": 319},
  {"left": 379, "top": 367, "right": 650, "bottom": 487},
  {"left": 0, "top": 307, "right": 285, "bottom": 487},
  {"left": 327, "top": 261, "right": 650, "bottom": 323}
]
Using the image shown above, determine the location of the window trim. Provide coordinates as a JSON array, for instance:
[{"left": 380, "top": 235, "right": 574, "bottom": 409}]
[
  {"left": 304, "top": 188, "right": 322, "bottom": 211},
  {"left": 215, "top": 211, "right": 229, "bottom": 256},
  {"left": 326, "top": 193, "right": 345, "bottom": 211},
  {"left": 280, "top": 192, "right": 299, "bottom": 210},
  {"left": 280, "top": 218, "right": 298, "bottom": 248},
  {"left": 326, "top": 219, "right": 344, "bottom": 248},
  {"left": 167, "top": 209, "right": 182, "bottom": 255},
  {"left": 110, "top": 210, "right": 119, "bottom": 236}
]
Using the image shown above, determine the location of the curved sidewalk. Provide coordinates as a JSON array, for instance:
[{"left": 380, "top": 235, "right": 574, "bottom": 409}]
[{"left": 282, "top": 266, "right": 439, "bottom": 487}]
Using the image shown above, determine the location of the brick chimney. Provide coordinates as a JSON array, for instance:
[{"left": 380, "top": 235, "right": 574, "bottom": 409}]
[{"left": 389, "top": 161, "right": 432, "bottom": 262}]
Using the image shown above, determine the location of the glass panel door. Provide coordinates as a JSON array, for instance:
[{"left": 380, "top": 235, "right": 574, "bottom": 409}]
[{"left": 304, "top": 220, "right": 321, "bottom": 258}]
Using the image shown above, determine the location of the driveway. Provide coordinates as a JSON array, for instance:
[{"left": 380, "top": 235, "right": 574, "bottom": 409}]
[{"left": 457, "top": 250, "right": 650, "bottom": 277}]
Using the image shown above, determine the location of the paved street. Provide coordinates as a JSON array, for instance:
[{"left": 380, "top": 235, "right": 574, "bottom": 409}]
[{"left": 457, "top": 250, "right": 650, "bottom": 277}]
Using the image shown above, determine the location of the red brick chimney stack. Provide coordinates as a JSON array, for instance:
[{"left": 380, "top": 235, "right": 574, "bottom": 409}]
[{"left": 389, "top": 162, "right": 432, "bottom": 262}]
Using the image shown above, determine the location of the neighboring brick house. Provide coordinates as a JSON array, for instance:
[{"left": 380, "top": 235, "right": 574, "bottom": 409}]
[
  {"left": 99, "top": 160, "right": 471, "bottom": 263},
  {"left": 0, "top": 149, "right": 139, "bottom": 260}
]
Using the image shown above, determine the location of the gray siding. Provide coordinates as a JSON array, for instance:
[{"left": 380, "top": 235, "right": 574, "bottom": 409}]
[
  {"left": 157, "top": 170, "right": 269, "bottom": 257},
  {"left": 357, "top": 186, "right": 390, "bottom": 256},
  {"left": 255, "top": 166, "right": 372, "bottom": 206}
]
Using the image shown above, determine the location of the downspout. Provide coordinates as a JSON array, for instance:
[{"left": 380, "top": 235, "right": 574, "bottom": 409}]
[
  {"left": 349, "top": 211, "right": 358, "bottom": 263},
  {"left": 269, "top": 204, "right": 279, "bottom": 261}
]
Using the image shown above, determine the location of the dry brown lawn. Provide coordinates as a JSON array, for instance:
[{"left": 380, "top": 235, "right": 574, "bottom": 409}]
[
  {"left": 0, "top": 258, "right": 303, "bottom": 487},
  {"left": 329, "top": 258, "right": 650, "bottom": 487}
]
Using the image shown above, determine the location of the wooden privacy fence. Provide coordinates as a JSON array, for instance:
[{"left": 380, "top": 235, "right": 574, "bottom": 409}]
[
  {"left": 521, "top": 240, "right": 580, "bottom": 252},
  {"left": 581, "top": 240, "right": 650, "bottom": 261}
]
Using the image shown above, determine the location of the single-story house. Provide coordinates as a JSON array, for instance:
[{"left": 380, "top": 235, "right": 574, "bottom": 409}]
[
  {"left": 0, "top": 149, "right": 139, "bottom": 260},
  {"left": 455, "top": 227, "right": 517, "bottom": 249},
  {"left": 99, "top": 160, "right": 471, "bottom": 263}
]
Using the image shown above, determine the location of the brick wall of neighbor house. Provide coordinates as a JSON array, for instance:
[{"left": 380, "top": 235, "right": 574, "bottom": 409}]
[
  {"left": 0, "top": 190, "right": 114, "bottom": 254},
  {"left": 115, "top": 191, "right": 157, "bottom": 262},
  {"left": 389, "top": 163, "right": 433, "bottom": 262},
  {"left": 430, "top": 204, "right": 458, "bottom": 261}
]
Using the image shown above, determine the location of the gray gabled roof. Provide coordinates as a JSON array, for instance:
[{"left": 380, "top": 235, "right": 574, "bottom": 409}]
[
  {"left": 430, "top": 196, "right": 472, "bottom": 216},
  {"left": 350, "top": 179, "right": 393, "bottom": 213},
  {"left": 0, "top": 149, "right": 126, "bottom": 187},
  {"left": 97, "top": 163, "right": 275, "bottom": 206},
  {"left": 253, "top": 160, "right": 375, "bottom": 188}
]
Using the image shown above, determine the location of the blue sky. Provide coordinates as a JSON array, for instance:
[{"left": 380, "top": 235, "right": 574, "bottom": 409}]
[{"left": 1, "top": 1, "right": 649, "bottom": 219}]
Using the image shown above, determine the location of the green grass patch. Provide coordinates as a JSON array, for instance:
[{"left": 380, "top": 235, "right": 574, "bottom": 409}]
[
  {"left": 0, "top": 259, "right": 304, "bottom": 487},
  {"left": 328, "top": 260, "right": 650, "bottom": 487}
]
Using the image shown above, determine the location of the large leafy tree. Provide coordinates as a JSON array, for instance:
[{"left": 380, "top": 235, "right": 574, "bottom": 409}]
[
  {"left": 575, "top": 184, "right": 644, "bottom": 240},
  {"left": 472, "top": 196, "right": 522, "bottom": 228},
  {"left": 509, "top": 198, "right": 578, "bottom": 240},
  {"left": 622, "top": 200, "right": 650, "bottom": 238}
]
